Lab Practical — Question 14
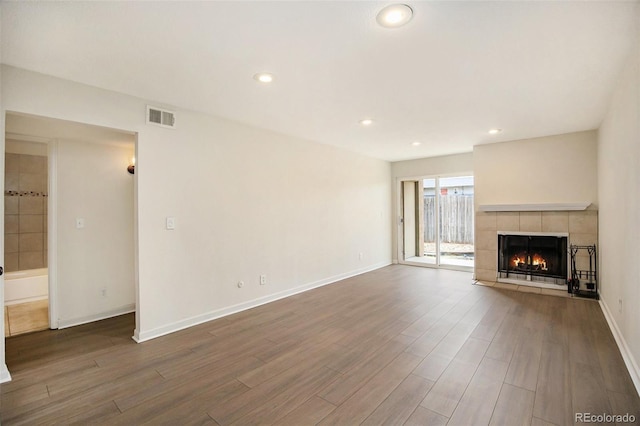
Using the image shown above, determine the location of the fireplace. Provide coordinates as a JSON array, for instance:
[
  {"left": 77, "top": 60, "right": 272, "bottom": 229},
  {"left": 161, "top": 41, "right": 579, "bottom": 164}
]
[{"left": 497, "top": 232, "right": 568, "bottom": 285}]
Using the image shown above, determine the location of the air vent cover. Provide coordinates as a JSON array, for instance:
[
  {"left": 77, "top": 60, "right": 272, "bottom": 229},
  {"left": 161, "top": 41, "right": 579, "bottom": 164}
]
[{"left": 146, "top": 106, "right": 176, "bottom": 129}]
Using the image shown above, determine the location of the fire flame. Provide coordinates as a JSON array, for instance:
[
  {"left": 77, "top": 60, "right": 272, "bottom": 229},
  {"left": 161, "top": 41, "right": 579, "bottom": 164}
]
[
  {"left": 531, "top": 254, "right": 547, "bottom": 271},
  {"left": 531, "top": 254, "right": 547, "bottom": 270},
  {"left": 511, "top": 253, "right": 548, "bottom": 270}
]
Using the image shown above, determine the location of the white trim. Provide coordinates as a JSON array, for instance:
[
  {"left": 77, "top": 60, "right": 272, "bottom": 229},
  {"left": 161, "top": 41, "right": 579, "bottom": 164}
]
[
  {"left": 497, "top": 231, "right": 569, "bottom": 237},
  {"left": 57, "top": 304, "right": 135, "bottom": 329},
  {"left": 479, "top": 202, "right": 591, "bottom": 212},
  {"left": 435, "top": 178, "right": 442, "bottom": 266},
  {"left": 395, "top": 178, "right": 407, "bottom": 266},
  {"left": 599, "top": 299, "right": 640, "bottom": 396},
  {"left": 133, "top": 261, "right": 391, "bottom": 343},
  {"left": 133, "top": 135, "right": 140, "bottom": 346},
  {"left": 48, "top": 140, "right": 59, "bottom": 329},
  {"left": 0, "top": 364, "right": 12, "bottom": 383}
]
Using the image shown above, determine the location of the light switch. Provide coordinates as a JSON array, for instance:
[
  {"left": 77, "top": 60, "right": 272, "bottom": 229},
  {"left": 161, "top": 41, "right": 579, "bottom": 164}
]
[
  {"left": 166, "top": 217, "right": 176, "bottom": 230},
  {"left": 76, "top": 218, "right": 85, "bottom": 229}
]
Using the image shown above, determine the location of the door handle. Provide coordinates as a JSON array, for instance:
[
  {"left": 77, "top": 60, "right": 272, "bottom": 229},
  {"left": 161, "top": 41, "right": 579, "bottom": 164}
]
[{"left": 0, "top": 266, "right": 3, "bottom": 276}]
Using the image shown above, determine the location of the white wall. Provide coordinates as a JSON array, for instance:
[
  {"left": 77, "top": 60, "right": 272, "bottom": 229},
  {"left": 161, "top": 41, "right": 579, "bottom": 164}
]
[
  {"left": 55, "top": 139, "right": 135, "bottom": 327},
  {"left": 1, "top": 66, "right": 392, "bottom": 345},
  {"left": 473, "top": 131, "right": 598, "bottom": 208},
  {"left": 390, "top": 152, "right": 473, "bottom": 263},
  {"left": 136, "top": 111, "right": 391, "bottom": 340},
  {"left": 598, "top": 8, "right": 640, "bottom": 388}
]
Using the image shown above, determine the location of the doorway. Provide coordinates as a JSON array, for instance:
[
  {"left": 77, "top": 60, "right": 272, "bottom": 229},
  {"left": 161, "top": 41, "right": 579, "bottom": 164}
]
[
  {"left": 3, "top": 112, "right": 136, "bottom": 338},
  {"left": 3, "top": 136, "right": 50, "bottom": 336},
  {"left": 401, "top": 175, "right": 475, "bottom": 271}
]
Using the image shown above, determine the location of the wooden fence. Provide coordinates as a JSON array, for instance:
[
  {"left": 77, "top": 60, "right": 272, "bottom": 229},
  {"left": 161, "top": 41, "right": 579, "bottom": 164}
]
[{"left": 424, "top": 195, "right": 474, "bottom": 244}]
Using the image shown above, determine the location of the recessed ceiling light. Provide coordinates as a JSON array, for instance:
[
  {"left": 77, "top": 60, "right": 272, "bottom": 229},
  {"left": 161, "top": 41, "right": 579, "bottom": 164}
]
[
  {"left": 488, "top": 128, "right": 502, "bottom": 135},
  {"left": 412, "top": 141, "right": 421, "bottom": 146},
  {"left": 253, "top": 73, "right": 274, "bottom": 83},
  {"left": 360, "top": 118, "right": 374, "bottom": 126},
  {"left": 376, "top": 4, "right": 413, "bottom": 28}
]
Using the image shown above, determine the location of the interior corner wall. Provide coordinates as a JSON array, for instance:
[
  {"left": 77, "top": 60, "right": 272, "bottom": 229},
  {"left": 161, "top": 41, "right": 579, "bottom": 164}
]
[
  {"left": 597, "top": 8, "right": 640, "bottom": 389},
  {"left": 1, "top": 65, "right": 392, "bottom": 343},
  {"left": 56, "top": 139, "right": 135, "bottom": 327},
  {"left": 390, "top": 152, "right": 474, "bottom": 263}
]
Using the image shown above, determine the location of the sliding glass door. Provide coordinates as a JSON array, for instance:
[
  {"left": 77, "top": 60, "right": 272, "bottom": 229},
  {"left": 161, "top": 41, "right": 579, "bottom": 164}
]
[{"left": 401, "top": 175, "right": 474, "bottom": 270}]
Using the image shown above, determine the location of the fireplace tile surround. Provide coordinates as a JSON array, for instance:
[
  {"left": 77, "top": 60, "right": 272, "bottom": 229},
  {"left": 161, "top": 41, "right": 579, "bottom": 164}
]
[{"left": 475, "top": 210, "right": 598, "bottom": 286}]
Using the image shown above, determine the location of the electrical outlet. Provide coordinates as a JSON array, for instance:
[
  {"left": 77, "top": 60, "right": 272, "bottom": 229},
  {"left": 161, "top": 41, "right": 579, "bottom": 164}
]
[
  {"left": 358, "top": 252, "right": 363, "bottom": 261},
  {"left": 166, "top": 217, "right": 176, "bottom": 230},
  {"left": 618, "top": 298, "right": 623, "bottom": 314},
  {"left": 100, "top": 288, "right": 107, "bottom": 298},
  {"left": 260, "top": 274, "right": 267, "bottom": 285},
  {"left": 76, "top": 217, "right": 85, "bottom": 229},
  {"left": 237, "top": 281, "right": 244, "bottom": 288}
]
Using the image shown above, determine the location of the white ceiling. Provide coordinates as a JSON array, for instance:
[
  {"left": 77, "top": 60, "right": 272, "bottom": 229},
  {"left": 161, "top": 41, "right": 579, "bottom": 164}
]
[{"left": 1, "top": 1, "right": 637, "bottom": 161}]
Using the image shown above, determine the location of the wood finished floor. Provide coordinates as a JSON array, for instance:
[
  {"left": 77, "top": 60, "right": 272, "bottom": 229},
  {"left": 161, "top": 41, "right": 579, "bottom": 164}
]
[{"left": 2, "top": 265, "right": 639, "bottom": 425}]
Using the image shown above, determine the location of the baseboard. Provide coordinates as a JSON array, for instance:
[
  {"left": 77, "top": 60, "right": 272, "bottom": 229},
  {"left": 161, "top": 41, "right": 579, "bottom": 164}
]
[
  {"left": 0, "top": 363, "right": 12, "bottom": 383},
  {"left": 57, "top": 304, "right": 135, "bottom": 329},
  {"left": 600, "top": 299, "right": 640, "bottom": 396},
  {"left": 133, "top": 261, "right": 391, "bottom": 343}
]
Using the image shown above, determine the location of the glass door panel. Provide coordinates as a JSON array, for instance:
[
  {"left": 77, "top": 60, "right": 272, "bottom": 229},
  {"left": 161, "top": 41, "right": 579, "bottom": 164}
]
[{"left": 438, "top": 176, "right": 474, "bottom": 267}]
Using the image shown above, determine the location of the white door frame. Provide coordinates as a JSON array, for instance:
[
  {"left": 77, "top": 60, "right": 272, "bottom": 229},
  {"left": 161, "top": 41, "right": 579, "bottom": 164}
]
[
  {"left": 402, "top": 180, "right": 418, "bottom": 260},
  {"left": 48, "top": 140, "right": 59, "bottom": 328}
]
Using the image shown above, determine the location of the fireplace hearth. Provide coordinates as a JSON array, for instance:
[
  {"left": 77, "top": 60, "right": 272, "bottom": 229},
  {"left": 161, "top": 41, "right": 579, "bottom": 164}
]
[{"left": 498, "top": 232, "right": 568, "bottom": 285}]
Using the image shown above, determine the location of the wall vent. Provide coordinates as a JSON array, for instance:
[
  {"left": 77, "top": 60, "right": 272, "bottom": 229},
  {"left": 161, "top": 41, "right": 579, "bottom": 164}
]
[{"left": 146, "top": 106, "right": 176, "bottom": 129}]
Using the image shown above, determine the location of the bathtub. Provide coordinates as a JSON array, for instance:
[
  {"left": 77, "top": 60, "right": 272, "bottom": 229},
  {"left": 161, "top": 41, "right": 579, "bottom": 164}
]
[{"left": 4, "top": 268, "right": 48, "bottom": 305}]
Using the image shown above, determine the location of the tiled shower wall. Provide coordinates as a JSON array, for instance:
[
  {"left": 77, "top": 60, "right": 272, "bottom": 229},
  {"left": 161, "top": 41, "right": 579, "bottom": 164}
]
[
  {"left": 475, "top": 210, "right": 598, "bottom": 282},
  {"left": 4, "top": 153, "right": 48, "bottom": 272}
]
